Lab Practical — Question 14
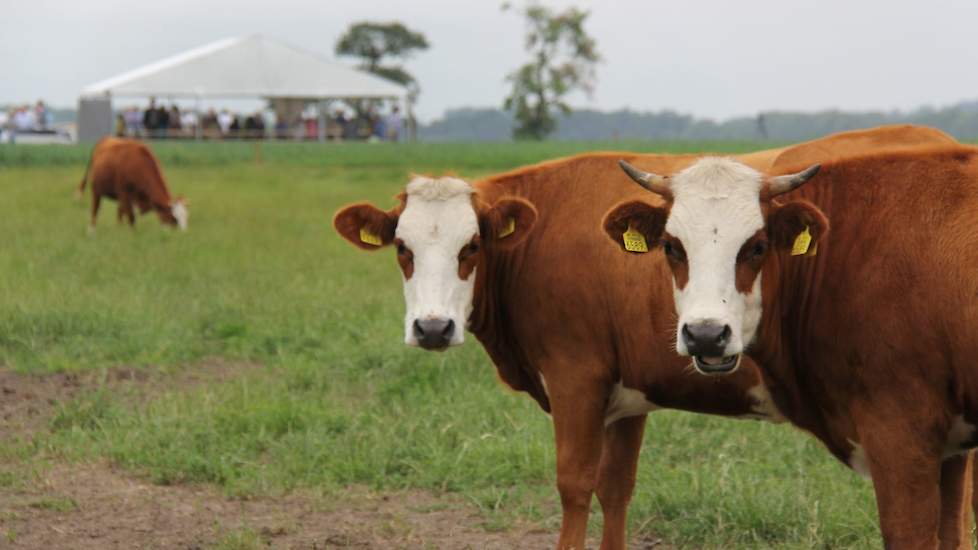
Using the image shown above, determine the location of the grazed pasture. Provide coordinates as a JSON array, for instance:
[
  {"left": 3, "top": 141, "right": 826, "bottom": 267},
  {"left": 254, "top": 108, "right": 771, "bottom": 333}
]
[{"left": 0, "top": 141, "right": 881, "bottom": 548}]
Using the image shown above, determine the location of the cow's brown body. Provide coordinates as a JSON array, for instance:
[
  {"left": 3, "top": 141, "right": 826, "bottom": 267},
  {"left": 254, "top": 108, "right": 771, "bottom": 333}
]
[
  {"left": 738, "top": 147, "right": 978, "bottom": 548},
  {"left": 335, "top": 125, "right": 958, "bottom": 549},
  {"left": 79, "top": 137, "right": 184, "bottom": 228},
  {"left": 464, "top": 126, "right": 958, "bottom": 549}
]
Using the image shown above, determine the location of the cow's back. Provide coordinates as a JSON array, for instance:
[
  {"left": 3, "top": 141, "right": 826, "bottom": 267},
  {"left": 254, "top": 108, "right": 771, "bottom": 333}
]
[
  {"left": 771, "top": 124, "right": 957, "bottom": 169},
  {"left": 89, "top": 138, "right": 171, "bottom": 205}
]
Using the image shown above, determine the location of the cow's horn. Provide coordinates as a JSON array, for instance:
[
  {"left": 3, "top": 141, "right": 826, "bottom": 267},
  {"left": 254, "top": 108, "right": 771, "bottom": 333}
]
[
  {"left": 764, "top": 164, "right": 821, "bottom": 198},
  {"left": 619, "top": 160, "right": 671, "bottom": 197}
]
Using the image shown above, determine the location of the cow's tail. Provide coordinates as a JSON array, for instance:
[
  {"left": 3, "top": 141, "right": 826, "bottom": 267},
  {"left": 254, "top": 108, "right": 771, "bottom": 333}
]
[{"left": 76, "top": 147, "right": 94, "bottom": 200}]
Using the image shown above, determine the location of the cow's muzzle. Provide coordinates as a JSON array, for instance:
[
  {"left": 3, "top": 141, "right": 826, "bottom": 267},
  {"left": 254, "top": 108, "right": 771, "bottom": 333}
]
[
  {"left": 682, "top": 321, "right": 740, "bottom": 374},
  {"left": 412, "top": 318, "right": 455, "bottom": 351}
]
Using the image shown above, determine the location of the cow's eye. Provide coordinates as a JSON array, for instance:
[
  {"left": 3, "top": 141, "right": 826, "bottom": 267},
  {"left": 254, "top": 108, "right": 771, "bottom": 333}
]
[
  {"left": 662, "top": 240, "right": 685, "bottom": 262},
  {"left": 396, "top": 243, "right": 408, "bottom": 256},
  {"left": 459, "top": 241, "right": 479, "bottom": 259},
  {"left": 751, "top": 240, "right": 767, "bottom": 258}
]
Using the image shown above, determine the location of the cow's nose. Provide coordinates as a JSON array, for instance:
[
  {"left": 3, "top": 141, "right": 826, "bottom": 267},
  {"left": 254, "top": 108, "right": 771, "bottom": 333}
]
[
  {"left": 681, "top": 322, "right": 731, "bottom": 357},
  {"left": 413, "top": 318, "right": 455, "bottom": 350}
]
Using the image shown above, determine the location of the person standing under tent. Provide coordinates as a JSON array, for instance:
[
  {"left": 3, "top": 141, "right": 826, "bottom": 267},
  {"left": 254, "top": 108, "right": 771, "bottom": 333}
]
[
  {"left": 217, "top": 109, "right": 232, "bottom": 137},
  {"left": 156, "top": 104, "right": 170, "bottom": 138},
  {"left": 385, "top": 105, "right": 403, "bottom": 142},
  {"left": 169, "top": 105, "right": 182, "bottom": 137},
  {"left": 34, "top": 101, "right": 50, "bottom": 130},
  {"left": 143, "top": 99, "right": 160, "bottom": 138}
]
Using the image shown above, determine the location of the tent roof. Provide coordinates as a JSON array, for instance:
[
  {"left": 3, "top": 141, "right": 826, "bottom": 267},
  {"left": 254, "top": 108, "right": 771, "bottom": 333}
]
[{"left": 81, "top": 35, "right": 407, "bottom": 100}]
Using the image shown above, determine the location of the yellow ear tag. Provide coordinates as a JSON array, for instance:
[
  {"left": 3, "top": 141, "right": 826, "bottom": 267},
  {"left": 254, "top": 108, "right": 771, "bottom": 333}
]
[
  {"left": 622, "top": 225, "right": 649, "bottom": 253},
  {"left": 498, "top": 217, "right": 516, "bottom": 239},
  {"left": 791, "top": 226, "right": 813, "bottom": 256},
  {"left": 359, "top": 228, "right": 383, "bottom": 246}
]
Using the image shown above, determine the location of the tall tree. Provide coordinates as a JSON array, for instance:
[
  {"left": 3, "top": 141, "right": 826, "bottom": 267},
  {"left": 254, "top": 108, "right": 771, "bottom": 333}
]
[
  {"left": 503, "top": 2, "right": 600, "bottom": 140},
  {"left": 335, "top": 21, "right": 430, "bottom": 102}
]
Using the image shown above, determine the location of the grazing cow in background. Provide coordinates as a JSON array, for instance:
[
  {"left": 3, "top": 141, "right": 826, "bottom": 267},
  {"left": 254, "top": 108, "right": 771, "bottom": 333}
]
[
  {"left": 333, "top": 125, "right": 959, "bottom": 550},
  {"left": 78, "top": 137, "right": 188, "bottom": 231},
  {"left": 604, "top": 146, "right": 978, "bottom": 548}
]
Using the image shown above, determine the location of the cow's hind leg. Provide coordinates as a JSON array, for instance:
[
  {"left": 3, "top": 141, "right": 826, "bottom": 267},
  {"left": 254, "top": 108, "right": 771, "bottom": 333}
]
[
  {"left": 596, "top": 414, "right": 646, "bottom": 550},
  {"left": 89, "top": 193, "right": 101, "bottom": 233},
  {"left": 938, "top": 453, "right": 973, "bottom": 550},
  {"left": 549, "top": 368, "right": 608, "bottom": 550}
]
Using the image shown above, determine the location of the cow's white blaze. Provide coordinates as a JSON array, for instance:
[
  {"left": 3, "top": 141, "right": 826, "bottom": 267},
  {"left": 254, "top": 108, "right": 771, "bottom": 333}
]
[
  {"left": 171, "top": 201, "right": 189, "bottom": 231},
  {"left": 744, "top": 383, "right": 784, "bottom": 422},
  {"left": 666, "top": 158, "right": 766, "bottom": 357},
  {"left": 847, "top": 440, "right": 871, "bottom": 478},
  {"left": 396, "top": 176, "right": 478, "bottom": 347},
  {"left": 604, "top": 381, "right": 658, "bottom": 426}
]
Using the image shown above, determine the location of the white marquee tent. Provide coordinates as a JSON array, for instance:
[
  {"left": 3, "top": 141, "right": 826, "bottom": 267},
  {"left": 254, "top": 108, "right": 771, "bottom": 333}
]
[{"left": 78, "top": 35, "right": 409, "bottom": 141}]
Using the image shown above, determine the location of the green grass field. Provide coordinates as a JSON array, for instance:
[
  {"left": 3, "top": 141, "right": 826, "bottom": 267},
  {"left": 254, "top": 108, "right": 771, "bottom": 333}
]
[{"left": 0, "top": 141, "right": 880, "bottom": 548}]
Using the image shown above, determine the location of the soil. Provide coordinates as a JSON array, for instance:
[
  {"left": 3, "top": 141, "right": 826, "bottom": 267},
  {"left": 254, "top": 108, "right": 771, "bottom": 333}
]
[{"left": 0, "top": 363, "right": 665, "bottom": 549}]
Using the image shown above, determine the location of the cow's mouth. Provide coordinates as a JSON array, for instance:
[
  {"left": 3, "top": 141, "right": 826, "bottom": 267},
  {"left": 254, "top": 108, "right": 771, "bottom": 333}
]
[{"left": 693, "top": 354, "right": 741, "bottom": 375}]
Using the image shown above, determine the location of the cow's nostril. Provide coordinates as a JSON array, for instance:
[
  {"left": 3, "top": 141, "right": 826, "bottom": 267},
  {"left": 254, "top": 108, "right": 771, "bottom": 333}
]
[
  {"left": 681, "top": 321, "right": 729, "bottom": 357},
  {"left": 414, "top": 318, "right": 454, "bottom": 349}
]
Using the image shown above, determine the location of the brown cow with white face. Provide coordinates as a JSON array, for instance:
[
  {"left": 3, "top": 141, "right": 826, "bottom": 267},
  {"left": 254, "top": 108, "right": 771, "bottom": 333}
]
[
  {"left": 79, "top": 137, "right": 188, "bottom": 231},
  {"left": 604, "top": 146, "right": 978, "bottom": 548},
  {"left": 334, "top": 126, "right": 960, "bottom": 550}
]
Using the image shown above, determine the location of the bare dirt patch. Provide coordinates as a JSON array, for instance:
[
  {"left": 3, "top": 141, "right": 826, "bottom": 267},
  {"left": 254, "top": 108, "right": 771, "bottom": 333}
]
[
  {"left": 0, "top": 462, "right": 573, "bottom": 549},
  {"left": 0, "top": 362, "right": 666, "bottom": 549}
]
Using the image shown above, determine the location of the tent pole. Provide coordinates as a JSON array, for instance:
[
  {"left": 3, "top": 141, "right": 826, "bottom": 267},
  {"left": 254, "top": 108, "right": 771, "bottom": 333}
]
[{"left": 318, "top": 100, "right": 326, "bottom": 142}]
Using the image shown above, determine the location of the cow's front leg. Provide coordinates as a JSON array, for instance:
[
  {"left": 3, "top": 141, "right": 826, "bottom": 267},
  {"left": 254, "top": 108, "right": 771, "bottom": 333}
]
[
  {"left": 117, "top": 192, "right": 135, "bottom": 226},
  {"left": 938, "top": 453, "right": 973, "bottom": 550},
  {"left": 595, "top": 414, "right": 646, "bottom": 550},
  {"left": 858, "top": 414, "right": 943, "bottom": 549},
  {"left": 551, "top": 375, "right": 608, "bottom": 550}
]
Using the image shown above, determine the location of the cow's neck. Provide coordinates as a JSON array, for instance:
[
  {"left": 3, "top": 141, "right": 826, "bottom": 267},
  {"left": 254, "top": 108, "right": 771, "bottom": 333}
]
[
  {"left": 749, "top": 202, "right": 846, "bottom": 458},
  {"left": 467, "top": 183, "right": 551, "bottom": 412}
]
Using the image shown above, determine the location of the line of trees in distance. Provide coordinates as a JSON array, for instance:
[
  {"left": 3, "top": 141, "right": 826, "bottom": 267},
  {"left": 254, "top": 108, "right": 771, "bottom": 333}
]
[{"left": 419, "top": 101, "right": 978, "bottom": 142}]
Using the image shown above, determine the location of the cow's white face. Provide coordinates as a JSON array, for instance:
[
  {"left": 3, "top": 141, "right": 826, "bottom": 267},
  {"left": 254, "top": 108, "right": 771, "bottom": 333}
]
[
  {"left": 395, "top": 177, "right": 479, "bottom": 349},
  {"left": 663, "top": 159, "right": 766, "bottom": 372},
  {"left": 171, "top": 200, "right": 189, "bottom": 231},
  {"left": 603, "top": 157, "right": 824, "bottom": 375},
  {"left": 334, "top": 177, "right": 537, "bottom": 352}
]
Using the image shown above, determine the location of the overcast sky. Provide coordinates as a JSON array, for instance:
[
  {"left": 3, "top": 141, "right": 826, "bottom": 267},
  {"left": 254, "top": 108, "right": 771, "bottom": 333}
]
[{"left": 3, "top": 0, "right": 978, "bottom": 123}]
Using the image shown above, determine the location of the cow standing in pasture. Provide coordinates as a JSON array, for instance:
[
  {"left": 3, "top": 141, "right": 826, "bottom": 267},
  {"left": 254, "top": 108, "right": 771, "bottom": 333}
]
[
  {"left": 78, "top": 137, "right": 189, "bottom": 231},
  {"left": 333, "top": 125, "right": 958, "bottom": 550},
  {"left": 605, "top": 145, "right": 978, "bottom": 548}
]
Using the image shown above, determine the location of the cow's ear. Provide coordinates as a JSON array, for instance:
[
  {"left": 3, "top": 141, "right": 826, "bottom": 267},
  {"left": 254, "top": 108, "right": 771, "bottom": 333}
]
[
  {"left": 481, "top": 197, "right": 537, "bottom": 250},
  {"left": 602, "top": 200, "right": 668, "bottom": 253},
  {"left": 333, "top": 203, "right": 398, "bottom": 250},
  {"left": 768, "top": 200, "right": 828, "bottom": 256}
]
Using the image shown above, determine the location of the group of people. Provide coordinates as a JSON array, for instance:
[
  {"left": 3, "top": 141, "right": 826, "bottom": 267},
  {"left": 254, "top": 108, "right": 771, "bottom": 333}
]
[
  {"left": 115, "top": 98, "right": 405, "bottom": 142},
  {"left": 0, "top": 100, "right": 52, "bottom": 141},
  {"left": 117, "top": 99, "right": 196, "bottom": 139},
  {"left": 326, "top": 105, "right": 404, "bottom": 141}
]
